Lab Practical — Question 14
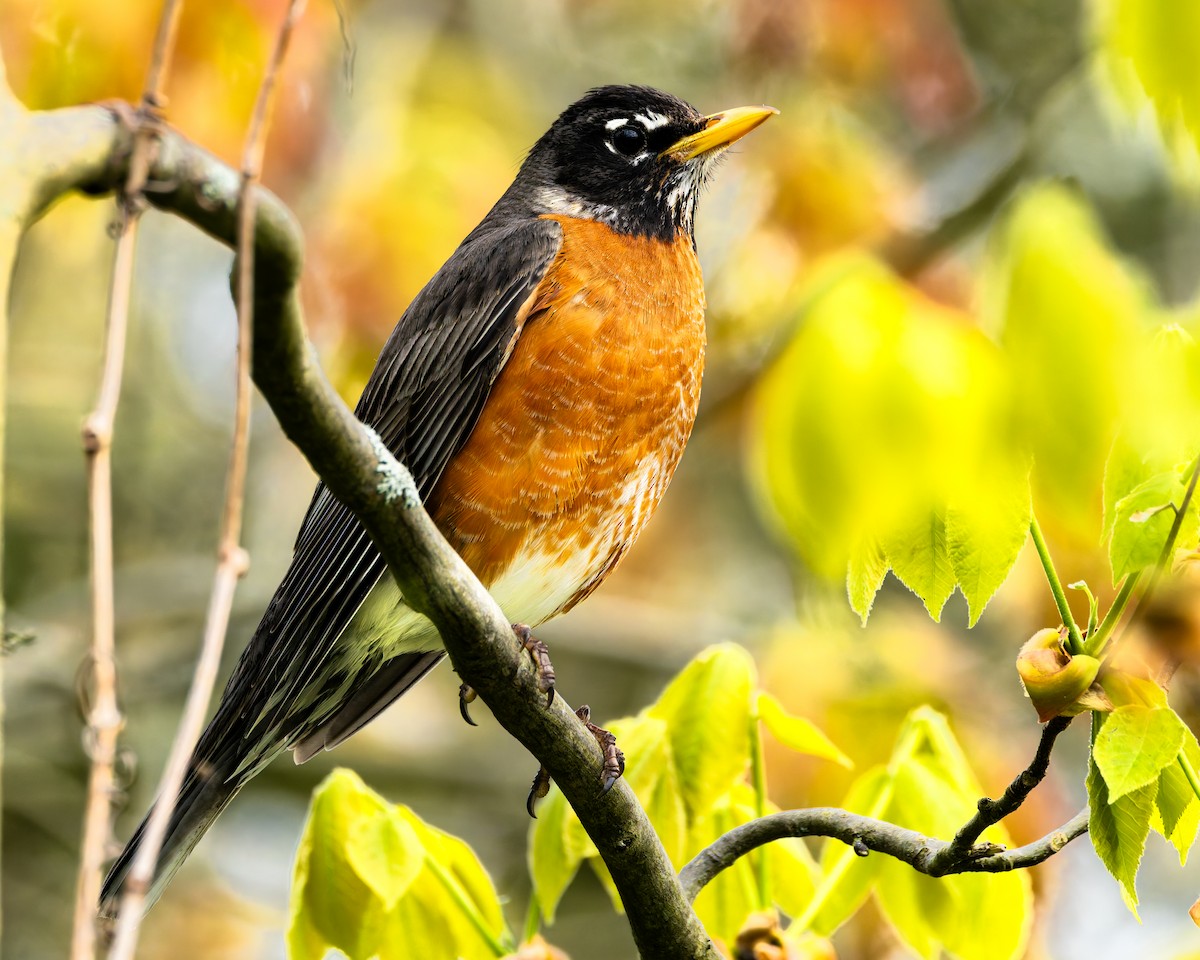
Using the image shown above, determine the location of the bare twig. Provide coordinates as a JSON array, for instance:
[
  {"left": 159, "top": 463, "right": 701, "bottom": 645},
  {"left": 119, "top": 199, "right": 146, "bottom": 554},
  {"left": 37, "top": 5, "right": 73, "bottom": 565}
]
[
  {"left": 104, "top": 4, "right": 307, "bottom": 957},
  {"left": 70, "top": 3, "right": 184, "bottom": 958},
  {"left": 678, "top": 806, "right": 1090, "bottom": 903},
  {"left": 926, "top": 714, "right": 1073, "bottom": 875}
]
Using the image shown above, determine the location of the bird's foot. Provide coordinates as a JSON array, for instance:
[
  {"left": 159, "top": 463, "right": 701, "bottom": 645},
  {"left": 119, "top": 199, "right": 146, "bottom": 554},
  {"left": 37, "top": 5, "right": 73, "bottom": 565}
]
[
  {"left": 513, "top": 623, "right": 555, "bottom": 706},
  {"left": 458, "top": 682, "right": 478, "bottom": 726},
  {"left": 577, "top": 704, "right": 625, "bottom": 793},
  {"left": 525, "top": 704, "right": 626, "bottom": 817}
]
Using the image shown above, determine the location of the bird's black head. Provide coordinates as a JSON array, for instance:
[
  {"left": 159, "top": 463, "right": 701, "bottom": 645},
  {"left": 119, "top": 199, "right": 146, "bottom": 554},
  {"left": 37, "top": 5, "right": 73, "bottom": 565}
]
[{"left": 510, "top": 85, "right": 776, "bottom": 242}]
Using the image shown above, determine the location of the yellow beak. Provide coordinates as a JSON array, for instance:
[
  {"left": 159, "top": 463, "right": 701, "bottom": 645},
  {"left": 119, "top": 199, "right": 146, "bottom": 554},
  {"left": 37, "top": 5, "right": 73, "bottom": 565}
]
[{"left": 662, "top": 105, "right": 779, "bottom": 161}]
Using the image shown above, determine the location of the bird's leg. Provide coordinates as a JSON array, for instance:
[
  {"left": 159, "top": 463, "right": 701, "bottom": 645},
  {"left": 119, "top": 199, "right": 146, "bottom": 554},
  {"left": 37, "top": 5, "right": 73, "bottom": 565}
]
[
  {"left": 513, "top": 622, "right": 556, "bottom": 706},
  {"left": 458, "top": 683, "right": 478, "bottom": 726},
  {"left": 459, "top": 624, "right": 553, "bottom": 725},
  {"left": 577, "top": 704, "right": 625, "bottom": 793},
  {"left": 525, "top": 704, "right": 626, "bottom": 816}
]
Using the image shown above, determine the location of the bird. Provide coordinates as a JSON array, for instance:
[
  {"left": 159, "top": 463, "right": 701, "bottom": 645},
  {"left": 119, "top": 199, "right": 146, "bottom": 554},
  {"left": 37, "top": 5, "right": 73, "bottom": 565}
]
[{"left": 100, "top": 83, "right": 775, "bottom": 916}]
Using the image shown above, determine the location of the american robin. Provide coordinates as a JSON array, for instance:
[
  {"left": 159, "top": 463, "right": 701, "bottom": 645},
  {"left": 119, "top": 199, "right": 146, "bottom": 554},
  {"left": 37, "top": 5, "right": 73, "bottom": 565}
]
[{"left": 100, "top": 84, "right": 775, "bottom": 914}]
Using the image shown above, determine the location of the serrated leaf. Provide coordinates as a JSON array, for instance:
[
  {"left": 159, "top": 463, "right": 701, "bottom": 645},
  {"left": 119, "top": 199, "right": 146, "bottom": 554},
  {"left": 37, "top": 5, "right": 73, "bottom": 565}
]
[
  {"left": 847, "top": 535, "right": 888, "bottom": 625},
  {"left": 1094, "top": 704, "right": 1187, "bottom": 801},
  {"left": 882, "top": 510, "right": 956, "bottom": 621},
  {"left": 748, "top": 255, "right": 1024, "bottom": 620},
  {"left": 1088, "top": 720, "right": 1155, "bottom": 917},
  {"left": 649, "top": 643, "right": 755, "bottom": 820},
  {"left": 946, "top": 471, "right": 1031, "bottom": 626},
  {"left": 757, "top": 691, "right": 852, "bottom": 768}
]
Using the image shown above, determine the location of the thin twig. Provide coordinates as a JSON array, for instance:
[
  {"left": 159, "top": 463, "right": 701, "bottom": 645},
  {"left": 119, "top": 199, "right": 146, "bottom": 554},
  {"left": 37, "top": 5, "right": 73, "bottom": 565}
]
[
  {"left": 105, "top": 4, "right": 306, "bottom": 956},
  {"left": 678, "top": 806, "right": 1090, "bottom": 902},
  {"left": 926, "top": 714, "right": 1073, "bottom": 874},
  {"left": 70, "top": 3, "right": 184, "bottom": 958}
]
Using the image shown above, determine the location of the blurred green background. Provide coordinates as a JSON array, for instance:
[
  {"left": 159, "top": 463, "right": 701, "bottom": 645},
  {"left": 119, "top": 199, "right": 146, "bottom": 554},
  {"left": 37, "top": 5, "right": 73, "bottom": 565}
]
[{"left": 4, "top": 0, "right": 1200, "bottom": 957}]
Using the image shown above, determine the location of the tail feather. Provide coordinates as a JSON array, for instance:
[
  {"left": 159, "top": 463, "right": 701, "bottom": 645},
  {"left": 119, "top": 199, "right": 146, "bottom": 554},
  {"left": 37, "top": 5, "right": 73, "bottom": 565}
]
[{"left": 98, "top": 763, "right": 240, "bottom": 920}]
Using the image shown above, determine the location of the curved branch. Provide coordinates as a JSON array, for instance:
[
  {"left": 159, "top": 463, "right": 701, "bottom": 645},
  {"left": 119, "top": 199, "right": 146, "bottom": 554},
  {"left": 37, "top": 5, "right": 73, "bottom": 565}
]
[
  {"left": 679, "top": 806, "right": 1090, "bottom": 902},
  {"left": 925, "top": 714, "right": 1073, "bottom": 875},
  {"left": 11, "top": 105, "right": 715, "bottom": 959}
]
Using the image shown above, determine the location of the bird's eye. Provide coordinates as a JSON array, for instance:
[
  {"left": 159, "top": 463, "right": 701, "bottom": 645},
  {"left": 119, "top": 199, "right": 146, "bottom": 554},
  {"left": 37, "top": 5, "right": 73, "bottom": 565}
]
[{"left": 609, "top": 125, "right": 647, "bottom": 156}]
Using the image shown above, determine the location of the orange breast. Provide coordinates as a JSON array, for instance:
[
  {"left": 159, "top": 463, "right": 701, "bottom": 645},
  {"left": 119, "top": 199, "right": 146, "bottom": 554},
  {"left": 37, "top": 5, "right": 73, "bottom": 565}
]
[{"left": 425, "top": 215, "right": 706, "bottom": 617}]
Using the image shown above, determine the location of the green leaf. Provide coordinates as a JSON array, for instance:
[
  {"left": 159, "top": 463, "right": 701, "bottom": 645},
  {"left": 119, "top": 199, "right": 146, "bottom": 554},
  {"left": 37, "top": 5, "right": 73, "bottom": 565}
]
[
  {"left": 687, "top": 789, "right": 763, "bottom": 946},
  {"left": 289, "top": 770, "right": 510, "bottom": 960},
  {"left": 804, "top": 767, "right": 890, "bottom": 937},
  {"left": 881, "top": 510, "right": 956, "bottom": 621},
  {"left": 946, "top": 469, "right": 1031, "bottom": 626},
  {"left": 986, "top": 184, "right": 1142, "bottom": 543},
  {"left": 346, "top": 805, "right": 424, "bottom": 911},
  {"left": 1109, "top": 467, "right": 1200, "bottom": 583},
  {"left": 617, "top": 715, "right": 687, "bottom": 866},
  {"left": 1088, "top": 719, "right": 1156, "bottom": 917},
  {"left": 873, "top": 857, "right": 947, "bottom": 960},
  {"left": 1152, "top": 732, "right": 1200, "bottom": 864},
  {"left": 528, "top": 785, "right": 587, "bottom": 923},
  {"left": 757, "top": 691, "right": 852, "bottom": 768},
  {"left": 749, "top": 255, "right": 1026, "bottom": 621},
  {"left": 288, "top": 770, "right": 393, "bottom": 960},
  {"left": 847, "top": 535, "right": 888, "bottom": 625},
  {"left": 649, "top": 643, "right": 754, "bottom": 820},
  {"left": 1093, "top": 0, "right": 1200, "bottom": 169},
  {"left": 867, "top": 710, "right": 1031, "bottom": 960},
  {"left": 1094, "top": 704, "right": 1188, "bottom": 801}
]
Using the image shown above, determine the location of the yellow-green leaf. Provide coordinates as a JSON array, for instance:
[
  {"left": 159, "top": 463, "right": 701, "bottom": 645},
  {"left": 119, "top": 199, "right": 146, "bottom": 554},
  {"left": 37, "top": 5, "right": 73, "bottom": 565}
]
[
  {"left": 1088, "top": 717, "right": 1156, "bottom": 917},
  {"left": 1094, "top": 704, "right": 1188, "bottom": 801},
  {"left": 847, "top": 534, "right": 888, "bottom": 625},
  {"left": 1093, "top": 0, "right": 1200, "bottom": 170},
  {"left": 757, "top": 691, "right": 852, "bottom": 768},
  {"left": 649, "top": 643, "right": 755, "bottom": 819},
  {"left": 882, "top": 510, "right": 956, "bottom": 621},
  {"left": 528, "top": 785, "right": 587, "bottom": 923},
  {"left": 346, "top": 805, "right": 424, "bottom": 911},
  {"left": 1109, "top": 467, "right": 1200, "bottom": 583},
  {"left": 804, "top": 767, "right": 891, "bottom": 937},
  {"left": 986, "top": 184, "right": 1142, "bottom": 542},
  {"left": 289, "top": 770, "right": 510, "bottom": 960},
  {"left": 288, "top": 770, "right": 394, "bottom": 960},
  {"left": 946, "top": 467, "right": 1031, "bottom": 626}
]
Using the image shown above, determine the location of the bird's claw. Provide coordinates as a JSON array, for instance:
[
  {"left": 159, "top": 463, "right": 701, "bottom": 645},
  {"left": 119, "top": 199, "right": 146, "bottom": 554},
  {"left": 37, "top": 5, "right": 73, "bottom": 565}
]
[
  {"left": 527, "top": 765, "right": 551, "bottom": 818},
  {"left": 458, "top": 682, "right": 478, "bottom": 726},
  {"left": 524, "top": 704, "right": 625, "bottom": 817},
  {"left": 577, "top": 705, "right": 625, "bottom": 794},
  {"left": 513, "top": 623, "right": 555, "bottom": 706}
]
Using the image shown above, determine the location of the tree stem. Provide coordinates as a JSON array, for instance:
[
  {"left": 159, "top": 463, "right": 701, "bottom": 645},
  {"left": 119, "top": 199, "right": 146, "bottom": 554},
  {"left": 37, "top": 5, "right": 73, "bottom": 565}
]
[{"left": 1029, "top": 515, "right": 1085, "bottom": 654}]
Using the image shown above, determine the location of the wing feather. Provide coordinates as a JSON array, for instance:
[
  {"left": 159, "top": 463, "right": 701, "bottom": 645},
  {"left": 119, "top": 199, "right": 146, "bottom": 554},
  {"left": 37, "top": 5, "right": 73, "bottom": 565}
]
[{"left": 197, "top": 216, "right": 563, "bottom": 773}]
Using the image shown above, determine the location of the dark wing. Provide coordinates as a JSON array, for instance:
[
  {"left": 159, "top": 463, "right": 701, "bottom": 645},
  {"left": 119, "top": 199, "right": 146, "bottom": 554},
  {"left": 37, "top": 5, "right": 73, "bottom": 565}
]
[{"left": 202, "top": 216, "right": 563, "bottom": 775}]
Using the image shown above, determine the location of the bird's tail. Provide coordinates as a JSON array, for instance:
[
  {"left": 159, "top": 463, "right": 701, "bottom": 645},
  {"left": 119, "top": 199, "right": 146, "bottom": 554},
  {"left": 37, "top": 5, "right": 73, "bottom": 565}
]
[{"left": 98, "top": 761, "right": 240, "bottom": 921}]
